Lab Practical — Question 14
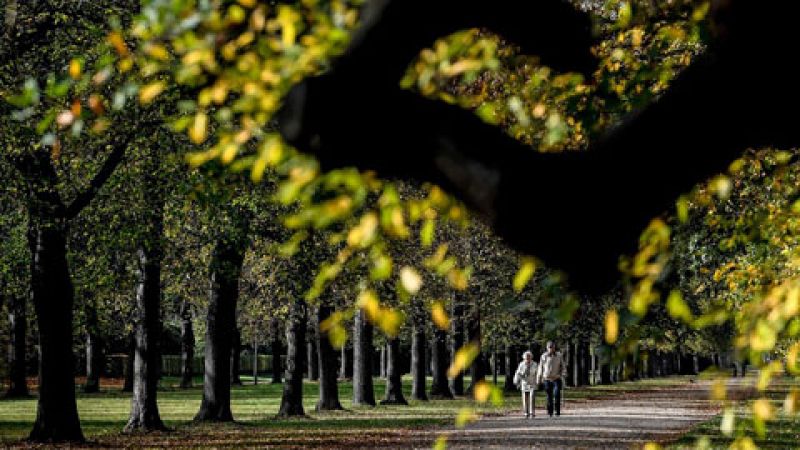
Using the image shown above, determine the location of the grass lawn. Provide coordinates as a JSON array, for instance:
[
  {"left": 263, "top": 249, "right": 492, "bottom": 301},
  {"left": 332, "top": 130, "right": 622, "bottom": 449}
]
[
  {"left": 669, "top": 376, "right": 800, "bottom": 449},
  {"left": 0, "top": 375, "right": 695, "bottom": 447}
]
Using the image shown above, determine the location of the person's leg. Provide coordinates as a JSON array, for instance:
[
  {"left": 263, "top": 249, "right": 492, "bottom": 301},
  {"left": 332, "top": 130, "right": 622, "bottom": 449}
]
[
  {"left": 545, "top": 380, "right": 554, "bottom": 416},
  {"left": 521, "top": 389, "right": 529, "bottom": 416},
  {"left": 554, "top": 379, "right": 562, "bottom": 416}
]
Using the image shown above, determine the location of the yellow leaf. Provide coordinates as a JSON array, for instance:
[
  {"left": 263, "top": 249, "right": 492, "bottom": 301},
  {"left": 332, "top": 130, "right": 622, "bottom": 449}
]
[
  {"left": 720, "top": 408, "right": 735, "bottom": 436},
  {"left": 68, "top": 59, "right": 82, "bottom": 80},
  {"left": 786, "top": 343, "right": 800, "bottom": 375},
  {"left": 753, "top": 398, "right": 774, "bottom": 421},
  {"left": 431, "top": 301, "right": 450, "bottom": 330},
  {"left": 433, "top": 435, "right": 448, "bottom": 450},
  {"left": 455, "top": 407, "right": 478, "bottom": 428},
  {"left": 448, "top": 342, "right": 480, "bottom": 378},
  {"left": 107, "top": 31, "right": 128, "bottom": 56},
  {"left": 604, "top": 310, "right": 619, "bottom": 344},
  {"left": 666, "top": 290, "right": 693, "bottom": 322},
  {"left": 189, "top": 112, "right": 208, "bottom": 144},
  {"left": 513, "top": 258, "right": 537, "bottom": 293},
  {"left": 139, "top": 81, "right": 166, "bottom": 105},
  {"left": 711, "top": 378, "right": 727, "bottom": 401},
  {"left": 473, "top": 381, "right": 490, "bottom": 403},
  {"left": 378, "top": 309, "right": 403, "bottom": 337},
  {"left": 400, "top": 266, "right": 422, "bottom": 295},
  {"left": 643, "top": 443, "right": 661, "bottom": 450}
]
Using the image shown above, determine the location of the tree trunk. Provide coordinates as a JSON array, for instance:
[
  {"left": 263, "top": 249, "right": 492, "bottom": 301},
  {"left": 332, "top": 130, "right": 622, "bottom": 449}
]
[
  {"left": 380, "top": 337, "right": 408, "bottom": 405},
  {"left": 271, "top": 318, "right": 282, "bottom": 384},
  {"left": 316, "top": 305, "right": 343, "bottom": 411},
  {"left": 580, "top": 341, "right": 591, "bottom": 385},
  {"left": 379, "top": 344, "right": 387, "bottom": 378},
  {"left": 195, "top": 235, "right": 247, "bottom": 422},
  {"left": 429, "top": 328, "right": 453, "bottom": 399},
  {"left": 307, "top": 334, "right": 319, "bottom": 381},
  {"left": 83, "top": 299, "right": 101, "bottom": 394},
  {"left": 278, "top": 300, "right": 307, "bottom": 417},
  {"left": 231, "top": 328, "right": 242, "bottom": 386},
  {"left": 571, "top": 342, "right": 581, "bottom": 387},
  {"left": 599, "top": 360, "right": 612, "bottom": 385},
  {"left": 6, "top": 294, "right": 29, "bottom": 398},
  {"left": 123, "top": 334, "right": 135, "bottom": 392},
  {"left": 504, "top": 345, "right": 518, "bottom": 392},
  {"left": 125, "top": 154, "right": 167, "bottom": 432},
  {"left": 449, "top": 300, "right": 464, "bottom": 396},
  {"left": 352, "top": 309, "right": 376, "bottom": 406},
  {"left": 411, "top": 321, "right": 428, "bottom": 401},
  {"left": 125, "top": 244, "right": 166, "bottom": 432},
  {"left": 466, "top": 305, "right": 484, "bottom": 394},
  {"left": 27, "top": 222, "right": 84, "bottom": 441},
  {"left": 339, "top": 344, "right": 353, "bottom": 380},
  {"left": 179, "top": 299, "right": 194, "bottom": 389}
]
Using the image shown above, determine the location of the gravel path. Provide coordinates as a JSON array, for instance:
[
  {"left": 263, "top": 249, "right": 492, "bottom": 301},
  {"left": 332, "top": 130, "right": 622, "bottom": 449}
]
[{"left": 440, "top": 378, "right": 751, "bottom": 449}]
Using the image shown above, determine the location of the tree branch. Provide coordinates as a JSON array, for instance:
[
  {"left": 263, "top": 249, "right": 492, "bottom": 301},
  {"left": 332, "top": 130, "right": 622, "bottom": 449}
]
[{"left": 64, "top": 134, "right": 132, "bottom": 219}]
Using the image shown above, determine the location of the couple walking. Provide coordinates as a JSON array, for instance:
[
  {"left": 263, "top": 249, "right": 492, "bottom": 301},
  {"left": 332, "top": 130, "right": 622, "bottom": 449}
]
[{"left": 513, "top": 341, "right": 566, "bottom": 419}]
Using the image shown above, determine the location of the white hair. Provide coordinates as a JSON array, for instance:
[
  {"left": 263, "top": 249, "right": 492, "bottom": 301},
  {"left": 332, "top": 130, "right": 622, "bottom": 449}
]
[{"left": 523, "top": 351, "right": 533, "bottom": 359}]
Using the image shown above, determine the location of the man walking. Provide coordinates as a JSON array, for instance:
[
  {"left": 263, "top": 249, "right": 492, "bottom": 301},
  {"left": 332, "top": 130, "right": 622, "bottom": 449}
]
[{"left": 536, "top": 341, "right": 567, "bottom": 418}]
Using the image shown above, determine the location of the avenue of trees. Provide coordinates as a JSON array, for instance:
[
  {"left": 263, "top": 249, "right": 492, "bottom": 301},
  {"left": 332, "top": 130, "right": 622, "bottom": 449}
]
[{"left": 1, "top": 0, "right": 799, "bottom": 447}]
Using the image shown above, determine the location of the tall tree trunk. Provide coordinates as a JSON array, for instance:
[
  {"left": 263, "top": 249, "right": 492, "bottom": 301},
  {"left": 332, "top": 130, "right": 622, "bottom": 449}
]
[
  {"left": 411, "top": 321, "right": 428, "bottom": 401},
  {"left": 278, "top": 300, "right": 307, "bottom": 417},
  {"left": 195, "top": 234, "right": 247, "bottom": 422},
  {"left": 125, "top": 153, "right": 166, "bottom": 432},
  {"left": 123, "top": 333, "right": 135, "bottom": 392},
  {"left": 83, "top": 297, "right": 101, "bottom": 394},
  {"left": 380, "top": 337, "right": 408, "bottom": 405},
  {"left": 503, "top": 345, "right": 517, "bottom": 392},
  {"left": 430, "top": 328, "right": 453, "bottom": 399},
  {"left": 580, "top": 341, "right": 591, "bottom": 385},
  {"left": 179, "top": 299, "right": 194, "bottom": 389},
  {"left": 449, "top": 299, "right": 464, "bottom": 396},
  {"left": 6, "top": 294, "right": 29, "bottom": 398},
  {"left": 231, "top": 328, "right": 242, "bottom": 386},
  {"left": 27, "top": 221, "right": 83, "bottom": 441},
  {"left": 352, "top": 309, "right": 376, "bottom": 406},
  {"left": 271, "top": 318, "right": 283, "bottom": 384},
  {"left": 316, "top": 305, "right": 343, "bottom": 411},
  {"left": 339, "top": 344, "right": 352, "bottom": 380},
  {"left": 379, "top": 344, "right": 387, "bottom": 378},
  {"left": 466, "top": 306, "right": 484, "bottom": 394},
  {"left": 307, "top": 335, "right": 319, "bottom": 381},
  {"left": 571, "top": 342, "right": 581, "bottom": 387}
]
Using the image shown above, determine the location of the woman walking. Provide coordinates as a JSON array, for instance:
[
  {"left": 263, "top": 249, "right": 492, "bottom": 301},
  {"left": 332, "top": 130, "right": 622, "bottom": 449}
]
[{"left": 513, "top": 351, "right": 538, "bottom": 418}]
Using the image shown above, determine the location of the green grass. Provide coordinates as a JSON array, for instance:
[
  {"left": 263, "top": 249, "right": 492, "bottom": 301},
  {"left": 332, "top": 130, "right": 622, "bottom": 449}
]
[
  {"left": 0, "top": 375, "right": 694, "bottom": 446},
  {"left": 669, "top": 376, "right": 800, "bottom": 449}
]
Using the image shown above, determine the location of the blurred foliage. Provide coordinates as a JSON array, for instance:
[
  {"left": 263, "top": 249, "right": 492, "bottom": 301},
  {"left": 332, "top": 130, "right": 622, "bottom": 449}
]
[{"left": 4, "top": 0, "right": 800, "bottom": 447}]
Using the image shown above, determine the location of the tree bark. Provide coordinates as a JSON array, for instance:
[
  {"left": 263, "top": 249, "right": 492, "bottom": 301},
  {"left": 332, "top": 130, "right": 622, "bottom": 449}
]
[
  {"left": 6, "top": 294, "right": 29, "bottom": 398},
  {"left": 339, "top": 344, "right": 352, "bottom": 380},
  {"left": 449, "top": 299, "right": 464, "bottom": 396},
  {"left": 83, "top": 298, "right": 101, "bottom": 394},
  {"left": 125, "top": 151, "right": 166, "bottom": 432},
  {"left": 195, "top": 235, "right": 247, "bottom": 422},
  {"left": 430, "top": 328, "right": 453, "bottom": 399},
  {"left": 27, "top": 221, "right": 83, "bottom": 441},
  {"left": 316, "top": 305, "right": 343, "bottom": 411},
  {"left": 411, "top": 321, "right": 428, "bottom": 401},
  {"left": 380, "top": 337, "right": 408, "bottom": 405},
  {"left": 352, "top": 309, "right": 375, "bottom": 406},
  {"left": 122, "top": 334, "right": 134, "bottom": 392},
  {"left": 379, "top": 344, "right": 387, "bottom": 379},
  {"left": 503, "top": 345, "right": 517, "bottom": 392},
  {"left": 307, "top": 335, "right": 319, "bottom": 381},
  {"left": 179, "top": 299, "right": 194, "bottom": 389},
  {"left": 466, "top": 305, "right": 484, "bottom": 394},
  {"left": 278, "top": 300, "right": 307, "bottom": 417},
  {"left": 231, "top": 327, "right": 242, "bottom": 386}
]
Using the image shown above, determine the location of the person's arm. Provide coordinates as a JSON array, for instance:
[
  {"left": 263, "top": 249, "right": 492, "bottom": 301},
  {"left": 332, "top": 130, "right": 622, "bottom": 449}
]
[{"left": 535, "top": 358, "right": 543, "bottom": 384}]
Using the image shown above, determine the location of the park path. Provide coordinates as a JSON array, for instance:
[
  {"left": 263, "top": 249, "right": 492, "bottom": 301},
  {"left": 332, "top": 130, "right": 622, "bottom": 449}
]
[{"left": 438, "top": 377, "right": 751, "bottom": 449}]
